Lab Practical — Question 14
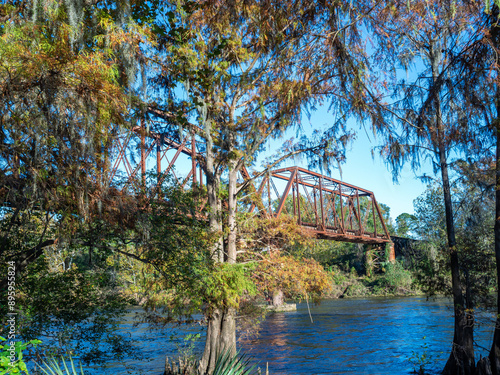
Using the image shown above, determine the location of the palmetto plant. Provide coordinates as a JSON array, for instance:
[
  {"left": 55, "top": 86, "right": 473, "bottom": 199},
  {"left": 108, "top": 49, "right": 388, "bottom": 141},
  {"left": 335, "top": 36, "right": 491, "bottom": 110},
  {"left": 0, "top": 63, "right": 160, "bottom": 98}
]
[
  {"left": 213, "top": 348, "right": 257, "bottom": 375},
  {"left": 36, "top": 357, "right": 84, "bottom": 375}
]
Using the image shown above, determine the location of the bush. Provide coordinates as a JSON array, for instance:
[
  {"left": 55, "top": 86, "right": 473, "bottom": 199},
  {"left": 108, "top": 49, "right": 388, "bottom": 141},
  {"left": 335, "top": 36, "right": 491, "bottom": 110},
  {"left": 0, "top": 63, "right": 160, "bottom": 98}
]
[
  {"left": 213, "top": 348, "right": 256, "bottom": 375},
  {"left": 327, "top": 265, "right": 371, "bottom": 298},
  {"left": 37, "top": 357, "right": 84, "bottom": 375},
  {"left": 380, "top": 261, "right": 414, "bottom": 293},
  {"left": 344, "top": 282, "right": 370, "bottom": 297}
]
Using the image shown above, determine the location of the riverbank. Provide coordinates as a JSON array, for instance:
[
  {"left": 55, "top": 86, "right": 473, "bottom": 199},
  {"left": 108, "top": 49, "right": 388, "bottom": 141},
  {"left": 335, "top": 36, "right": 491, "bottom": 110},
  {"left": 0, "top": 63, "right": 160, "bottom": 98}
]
[{"left": 324, "top": 262, "right": 422, "bottom": 299}]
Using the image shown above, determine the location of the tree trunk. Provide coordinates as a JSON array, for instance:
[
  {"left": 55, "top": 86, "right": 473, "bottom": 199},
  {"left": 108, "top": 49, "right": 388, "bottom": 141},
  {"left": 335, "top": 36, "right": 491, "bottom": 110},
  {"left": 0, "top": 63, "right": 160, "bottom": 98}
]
[
  {"left": 204, "top": 117, "right": 223, "bottom": 261},
  {"left": 439, "top": 112, "right": 475, "bottom": 375},
  {"left": 199, "top": 308, "right": 221, "bottom": 374},
  {"left": 272, "top": 289, "right": 285, "bottom": 307},
  {"left": 425, "top": 42, "right": 475, "bottom": 374},
  {"left": 477, "top": 357, "right": 494, "bottom": 375},
  {"left": 199, "top": 188, "right": 236, "bottom": 374},
  {"left": 198, "top": 125, "right": 237, "bottom": 374},
  {"left": 488, "top": 104, "right": 500, "bottom": 374},
  {"left": 198, "top": 307, "right": 236, "bottom": 374},
  {"left": 227, "top": 159, "right": 238, "bottom": 264},
  {"left": 220, "top": 307, "right": 236, "bottom": 355}
]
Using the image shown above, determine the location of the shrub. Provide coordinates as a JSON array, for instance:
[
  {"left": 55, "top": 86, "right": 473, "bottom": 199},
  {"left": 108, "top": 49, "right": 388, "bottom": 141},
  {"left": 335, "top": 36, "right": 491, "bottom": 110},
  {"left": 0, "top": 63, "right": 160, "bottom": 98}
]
[{"left": 381, "top": 261, "right": 414, "bottom": 293}]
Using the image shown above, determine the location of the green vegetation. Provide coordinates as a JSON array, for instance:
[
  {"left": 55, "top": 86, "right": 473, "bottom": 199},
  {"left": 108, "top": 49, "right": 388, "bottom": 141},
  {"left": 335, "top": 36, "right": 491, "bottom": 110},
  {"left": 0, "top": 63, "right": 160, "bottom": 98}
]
[
  {"left": 303, "top": 244, "right": 420, "bottom": 299},
  {"left": 408, "top": 337, "right": 433, "bottom": 375},
  {"left": 36, "top": 357, "right": 85, "bottom": 375},
  {"left": 0, "top": 338, "right": 41, "bottom": 375},
  {"left": 212, "top": 349, "right": 256, "bottom": 375}
]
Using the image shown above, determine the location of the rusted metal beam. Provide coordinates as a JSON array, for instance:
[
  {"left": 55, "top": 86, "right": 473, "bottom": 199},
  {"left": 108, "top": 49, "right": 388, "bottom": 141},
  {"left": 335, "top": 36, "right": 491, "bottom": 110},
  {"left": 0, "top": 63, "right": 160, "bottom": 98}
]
[
  {"left": 272, "top": 172, "right": 350, "bottom": 198},
  {"left": 272, "top": 166, "right": 374, "bottom": 196},
  {"left": 275, "top": 168, "right": 298, "bottom": 218},
  {"left": 191, "top": 134, "right": 197, "bottom": 185},
  {"left": 110, "top": 132, "right": 133, "bottom": 182},
  {"left": 339, "top": 183, "right": 345, "bottom": 234},
  {"left": 241, "top": 166, "right": 267, "bottom": 214},
  {"left": 156, "top": 139, "right": 161, "bottom": 185},
  {"left": 373, "top": 197, "right": 391, "bottom": 241},
  {"left": 319, "top": 176, "right": 325, "bottom": 230},
  {"left": 372, "top": 196, "right": 377, "bottom": 238},
  {"left": 266, "top": 167, "right": 391, "bottom": 243}
]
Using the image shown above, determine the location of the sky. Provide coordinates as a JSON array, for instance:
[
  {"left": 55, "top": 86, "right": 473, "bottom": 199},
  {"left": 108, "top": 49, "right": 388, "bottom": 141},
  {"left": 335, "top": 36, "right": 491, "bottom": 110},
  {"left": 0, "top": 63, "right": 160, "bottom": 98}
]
[{"left": 255, "top": 107, "right": 434, "bottom": 224}]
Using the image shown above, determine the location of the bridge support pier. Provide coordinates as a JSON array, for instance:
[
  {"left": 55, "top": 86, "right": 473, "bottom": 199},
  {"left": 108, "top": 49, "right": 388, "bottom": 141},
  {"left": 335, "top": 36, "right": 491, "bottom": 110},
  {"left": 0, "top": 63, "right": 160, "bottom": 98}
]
[{"left": 389, "top": 242, "right": 396, "bottom": 263}]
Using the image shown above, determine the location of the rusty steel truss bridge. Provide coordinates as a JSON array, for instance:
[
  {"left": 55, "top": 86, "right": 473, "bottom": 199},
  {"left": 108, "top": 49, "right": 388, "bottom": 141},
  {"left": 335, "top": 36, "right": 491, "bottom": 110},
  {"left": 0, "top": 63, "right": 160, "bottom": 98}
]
[{"left": 110, "top": 122, "right": 395, "bottom": 260}]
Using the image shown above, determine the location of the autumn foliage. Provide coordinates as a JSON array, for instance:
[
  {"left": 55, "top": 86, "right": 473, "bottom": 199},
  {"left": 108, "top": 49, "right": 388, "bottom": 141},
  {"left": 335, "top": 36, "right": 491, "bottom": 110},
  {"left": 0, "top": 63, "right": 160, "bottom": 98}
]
[
  {"left": 252, "top": 251, "right": 331, "bottom": 303},
  {"left": 238, "top": 215, "right": 315, "bottom": 252}
]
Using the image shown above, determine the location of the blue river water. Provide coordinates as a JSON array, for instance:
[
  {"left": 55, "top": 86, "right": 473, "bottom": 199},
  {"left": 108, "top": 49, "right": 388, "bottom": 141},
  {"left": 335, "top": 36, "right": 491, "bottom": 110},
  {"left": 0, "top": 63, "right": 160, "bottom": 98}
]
[{"left": 82, "top": 296, "right": 495, "bottom": 375}]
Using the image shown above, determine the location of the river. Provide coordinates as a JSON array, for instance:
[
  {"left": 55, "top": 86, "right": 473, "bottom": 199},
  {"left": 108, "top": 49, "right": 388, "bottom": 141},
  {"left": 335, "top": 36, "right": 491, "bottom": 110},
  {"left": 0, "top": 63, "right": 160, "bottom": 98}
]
[{"left": 86, "top": 296, "right": 495, "bottom": 375}]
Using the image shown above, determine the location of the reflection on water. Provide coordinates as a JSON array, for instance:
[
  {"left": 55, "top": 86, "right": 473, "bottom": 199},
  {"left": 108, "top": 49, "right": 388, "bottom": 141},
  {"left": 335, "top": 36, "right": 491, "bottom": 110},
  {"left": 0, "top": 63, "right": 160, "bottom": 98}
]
[{"left": 81, "top": 297, "right": 496, "bottom": 374}]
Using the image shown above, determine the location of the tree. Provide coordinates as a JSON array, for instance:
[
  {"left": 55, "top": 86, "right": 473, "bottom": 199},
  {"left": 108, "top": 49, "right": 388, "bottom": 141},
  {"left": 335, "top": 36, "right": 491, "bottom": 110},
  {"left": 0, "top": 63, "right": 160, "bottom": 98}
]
[
  {"left": 371, "top": 1, "right": 484, "bottom": 373},
  {"left": 410, "top": 181, "right": 495, "bottom": 307},
  {"left": 419, "top": 3, "right": 500, "bottom": 372},
  {"left": 395, "top": 213, "right": 417, "bottom": 238},
  {"left": 0, "top": 0, "right": 149, "bottom": 278},
  {"left": 453, "top": 5, "right": 500, "bottom": 372},
  {"left": 0, "top": 0, "right": 151, "bottom": 361},
  {"left": 148, "top": 1, "right": 387, "bottom": 372},
  {"left": 252, "top": 251, "right": 330, "bottom": 307}
]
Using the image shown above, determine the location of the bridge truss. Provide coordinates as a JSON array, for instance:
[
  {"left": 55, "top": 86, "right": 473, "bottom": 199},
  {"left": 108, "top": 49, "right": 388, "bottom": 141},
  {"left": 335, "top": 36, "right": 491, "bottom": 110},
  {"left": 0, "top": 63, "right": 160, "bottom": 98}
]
[
  {"left": 110, "top": 122, "right": 393, "bottom": 255},
  {"left": 248, "top": 167, "right": 391, "bottom": 245}
]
